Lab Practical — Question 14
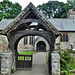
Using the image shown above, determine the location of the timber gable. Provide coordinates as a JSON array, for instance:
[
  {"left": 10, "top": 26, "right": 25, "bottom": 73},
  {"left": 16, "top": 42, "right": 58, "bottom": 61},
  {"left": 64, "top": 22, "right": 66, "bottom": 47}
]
[{"left": 0, "top": 2, "right": 58, "bottom": 35}]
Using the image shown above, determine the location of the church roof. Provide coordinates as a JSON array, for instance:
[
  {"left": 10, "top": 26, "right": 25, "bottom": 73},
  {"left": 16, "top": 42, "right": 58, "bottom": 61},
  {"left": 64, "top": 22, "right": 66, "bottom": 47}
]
[
  {"left": 0, "top": 3, "right": 75, "bottom": 34},
  {"left": 0, "top": 18, "right": 75, "bottom": 30},
  {"left": 0, "top": 19, "right": 13, "bottom": 31},
  {"left": 48, "top": 18, "right": 75, "bottom": 32},
  {"left": 0, "top": 18, "right": 75, "bottom": 34}
]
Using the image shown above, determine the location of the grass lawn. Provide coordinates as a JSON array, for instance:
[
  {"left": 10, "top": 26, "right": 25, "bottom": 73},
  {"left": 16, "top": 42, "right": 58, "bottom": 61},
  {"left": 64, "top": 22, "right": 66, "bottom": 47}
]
[
  {"left": 19, "top": 51, "right": 36, "bottom": 55},
  {"left": 0, "top": 51, "right": 3, "bottom": 53},
  {"left": 46, "top": 51, "right": 49, "bottom": 56},
  {"left": 69, "top": 73, "right": 75, "bottom": 75},
  {"left": 18, "top": 51, "right": 36, "bottom": 60},
  {"left": 46, "top": 51, "right": 49, "bottom": 64}
]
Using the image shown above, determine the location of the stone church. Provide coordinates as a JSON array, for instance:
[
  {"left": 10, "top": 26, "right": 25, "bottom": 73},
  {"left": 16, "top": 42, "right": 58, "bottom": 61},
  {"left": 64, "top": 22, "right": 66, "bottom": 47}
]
[
  {"left": 53, "top": 9, "right": 75, "bottom": 50},
  {"left": 0, "top": 5, "right": 75, "bottom": 51}
]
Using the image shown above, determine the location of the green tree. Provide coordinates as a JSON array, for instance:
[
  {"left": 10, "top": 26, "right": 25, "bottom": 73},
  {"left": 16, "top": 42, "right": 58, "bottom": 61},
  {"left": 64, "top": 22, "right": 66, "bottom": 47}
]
[
  {"left": 37, "top": 1, "right": 65, "bottom": 18},
  {"left": 0, "top": 0, "right": 22, "bottom": 21},
  {"left": 37, "top": 1, "right": 75, "bottom": 18},
  {"left": 67, "top": 1, "right": 75, "bottom": 11}
]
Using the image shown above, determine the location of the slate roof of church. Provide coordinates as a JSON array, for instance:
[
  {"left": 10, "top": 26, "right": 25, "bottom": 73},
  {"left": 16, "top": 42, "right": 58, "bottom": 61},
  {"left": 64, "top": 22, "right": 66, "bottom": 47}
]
[
  {"left": 0, "top": 3, "right": 75, "bottom": 34},
  {"left": 0, "top": 18, "right": 75, "bottom": 32},
  {"left": 0, "top": 19, "right": 13, "bottom": 30},
  {"left": 48, "top": 18, "right": 75, "bottom": 32}
]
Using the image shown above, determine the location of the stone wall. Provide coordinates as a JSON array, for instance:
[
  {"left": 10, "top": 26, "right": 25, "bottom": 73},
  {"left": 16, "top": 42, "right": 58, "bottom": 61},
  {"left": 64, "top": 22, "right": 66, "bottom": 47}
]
[
  {"left": 60, "top": 42, "right": 71, "bottom": 49},
  {"left": 1, "top": 32, "right": 75, "bottom": 51},
  {"left": 0, "top": 35, "right": 8, "bottom": 51},
  {"left": 68, "top": 33, "right": 75, "bottom": 50},
  {"left": 55, "top": 32, "right": 75, "bottom": 50},
  {"left": 0, "top": 35, "right": 34, "bottom": 52},
  {"left": 1, "top": 52, "right": 12, "bottom": 75},
  {"left": 0, "top": 35, "right": 49, "bottom": 52},
  {"left": 52, "top": 51, "right": 60, "bottom": 75}
]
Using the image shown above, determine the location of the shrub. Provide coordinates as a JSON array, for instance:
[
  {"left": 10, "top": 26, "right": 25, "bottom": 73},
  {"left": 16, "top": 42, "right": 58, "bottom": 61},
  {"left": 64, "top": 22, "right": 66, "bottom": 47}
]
[
  {"left": 61, "top": 71, "right": 68, "bottom": 75},
  {"left": 73, "top": 50, "right": 75, "bottom": 53},
  {"left": 11, "top": 69, "right": 14, "bottom": 73},
  {"left": 57, "top": 47, "right": 60, "bottom": 50},
  {"left": 60, "top": 51, "right": 71, "bottom": 71},
  {"left": 63, "top": 71, "right": 68, "bottom": 75},
  {"left": 60, "top": 50, "right": 75, "bottom": 73},
  {"left": 66, "top": 49, "right": 73, "bottom": 53},
  {"left": 56, "top": 43, "right": 61, "bottom": 45}
]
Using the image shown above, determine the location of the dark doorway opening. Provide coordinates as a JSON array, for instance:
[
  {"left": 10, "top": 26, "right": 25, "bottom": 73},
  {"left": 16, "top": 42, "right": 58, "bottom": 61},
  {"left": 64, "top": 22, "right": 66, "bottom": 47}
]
[{"left": 37, "top": 41, "right": 46, "bottom": 52}]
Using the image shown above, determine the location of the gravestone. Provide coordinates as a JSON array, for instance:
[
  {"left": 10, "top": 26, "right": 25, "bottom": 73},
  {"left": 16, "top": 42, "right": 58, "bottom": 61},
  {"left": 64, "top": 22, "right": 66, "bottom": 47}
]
[
  {"left": 52, "top": 51, "right": 60, "bottom": 75},
  {"left": 1, "top": 52, "right": 12, "bottom": 75}
]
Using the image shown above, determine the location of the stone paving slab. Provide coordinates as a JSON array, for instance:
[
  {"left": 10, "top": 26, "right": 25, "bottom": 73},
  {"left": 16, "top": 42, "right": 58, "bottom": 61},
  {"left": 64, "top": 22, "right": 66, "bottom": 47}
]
[{"left": 11, "top": 52, "right": 48, "bottom": 75}]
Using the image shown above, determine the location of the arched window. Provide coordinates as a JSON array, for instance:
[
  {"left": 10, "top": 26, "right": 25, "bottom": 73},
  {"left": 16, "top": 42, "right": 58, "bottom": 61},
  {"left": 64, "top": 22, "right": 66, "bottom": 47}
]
[
  {"left": 66, "top": 34, "right": 68, "bottom": 41},
  {"left": 30, "top": 36, "right": 32, "bottom": 44},
  {"left": 32, "top": 36, "right": 33, "bottom": 44},
  {"left": 60, "top": 34, "right": 68, "bottom": 42},
  {"left": 24, "top": 36, "right": 27, "bottom": 44},
  {"left": 26, "top": 36, "right": 27, "bottom": 44},
  {"left": 29, "top": 36, "right": 35, "bottom": 45},
  {"left": 24, "top": 37, "right": 25, "bottom": 44}
]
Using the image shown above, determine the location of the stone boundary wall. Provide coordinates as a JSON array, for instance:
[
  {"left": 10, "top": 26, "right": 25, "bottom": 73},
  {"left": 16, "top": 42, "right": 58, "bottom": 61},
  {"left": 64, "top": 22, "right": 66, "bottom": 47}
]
[
  {"left": 1, "top": 52, "right": 12, "bottom": 75},
  {"left": 52, "top": 51, "right": 60, "bottom": 75}
]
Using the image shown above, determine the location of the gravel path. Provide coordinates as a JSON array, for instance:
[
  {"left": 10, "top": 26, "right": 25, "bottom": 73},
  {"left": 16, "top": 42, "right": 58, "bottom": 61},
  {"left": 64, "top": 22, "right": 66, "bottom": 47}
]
[{"left": 12, "top": 52, "right": 48, "bottom": 75}]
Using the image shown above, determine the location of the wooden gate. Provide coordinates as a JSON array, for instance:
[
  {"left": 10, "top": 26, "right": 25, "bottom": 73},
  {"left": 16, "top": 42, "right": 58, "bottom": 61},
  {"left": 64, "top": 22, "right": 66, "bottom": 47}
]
[{"left": 16, "top": 54, "right": 33, "bottom": 69}]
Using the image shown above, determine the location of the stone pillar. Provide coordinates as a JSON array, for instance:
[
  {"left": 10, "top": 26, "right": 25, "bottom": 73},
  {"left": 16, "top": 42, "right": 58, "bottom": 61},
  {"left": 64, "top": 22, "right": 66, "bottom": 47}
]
[
  {"left": 12, "top": 55, "right": 16, "bottom": 71},
  {"left": 1, "top": 52, "right": 12, "bottom": 75},
  {"left": 51, "top": 51, "right": 60, "bottom": 75}
]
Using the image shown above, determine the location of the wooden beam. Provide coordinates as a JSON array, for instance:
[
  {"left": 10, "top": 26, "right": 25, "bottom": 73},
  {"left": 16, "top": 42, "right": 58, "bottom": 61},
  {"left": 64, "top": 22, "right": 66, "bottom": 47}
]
[
  {"left": 15, "top": 19, "right": 49, "bottom": 30},
  {"left": 33, "top": 25, "right": 40, "bottom": 30},
  {"left": 25, "top": 24, "right": 31, "bottom": 30}
]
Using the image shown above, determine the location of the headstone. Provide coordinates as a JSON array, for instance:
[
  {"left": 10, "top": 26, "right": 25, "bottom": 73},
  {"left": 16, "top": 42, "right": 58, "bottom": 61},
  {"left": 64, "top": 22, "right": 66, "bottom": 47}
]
[
  {"left": 51, "top": 51, "right": 60, "bottom": 75},
  {"left": 1, "top": 52, "right": 12, "bottom": 75}
]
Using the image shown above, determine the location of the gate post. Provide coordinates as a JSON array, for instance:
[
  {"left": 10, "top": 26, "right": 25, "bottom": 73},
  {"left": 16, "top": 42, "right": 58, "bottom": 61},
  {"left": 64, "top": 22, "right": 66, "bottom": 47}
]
[
  {"left": 51, "top": 51, "right": 60, "bottom": 75},
  {"left": 1, "top": 52, "right": 12, "bottom": 75}
]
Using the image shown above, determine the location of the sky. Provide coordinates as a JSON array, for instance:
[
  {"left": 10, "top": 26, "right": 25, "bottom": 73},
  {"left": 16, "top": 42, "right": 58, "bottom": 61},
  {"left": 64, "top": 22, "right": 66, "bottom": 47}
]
[{"left": 0, "top": 0, "right": 67, "bottom": 9}]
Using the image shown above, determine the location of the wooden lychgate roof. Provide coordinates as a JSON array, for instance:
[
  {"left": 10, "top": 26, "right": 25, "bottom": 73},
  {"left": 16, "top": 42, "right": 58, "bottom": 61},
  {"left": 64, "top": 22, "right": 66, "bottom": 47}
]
[{"left": 0, "top": 2, "right": 58, "bottom": 34}]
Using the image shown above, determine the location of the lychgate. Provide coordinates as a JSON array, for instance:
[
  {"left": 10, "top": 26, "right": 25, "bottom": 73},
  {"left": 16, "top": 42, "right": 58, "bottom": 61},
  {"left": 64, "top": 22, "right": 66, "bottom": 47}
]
[{"left": 0, "top": 2, "right": 60, "bottom": 75}]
